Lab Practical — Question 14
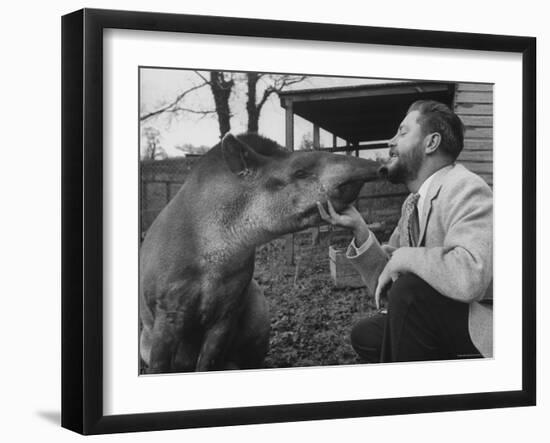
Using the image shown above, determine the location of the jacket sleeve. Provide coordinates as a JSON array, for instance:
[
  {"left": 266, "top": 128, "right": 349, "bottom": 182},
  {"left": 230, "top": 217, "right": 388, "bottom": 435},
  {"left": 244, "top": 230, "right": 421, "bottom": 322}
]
[
  {"left": 391, "top": 176, "right": 493, "bottom": 303},
  {"left": 345, "top": 231, "right": 390, "bottom": 298}
]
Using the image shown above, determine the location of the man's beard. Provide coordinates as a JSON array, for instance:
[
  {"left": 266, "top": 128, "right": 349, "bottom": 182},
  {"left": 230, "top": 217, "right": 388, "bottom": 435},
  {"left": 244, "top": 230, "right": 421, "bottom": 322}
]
[{"left": 380, "top": 146, "right": 424, "bottom": 184}]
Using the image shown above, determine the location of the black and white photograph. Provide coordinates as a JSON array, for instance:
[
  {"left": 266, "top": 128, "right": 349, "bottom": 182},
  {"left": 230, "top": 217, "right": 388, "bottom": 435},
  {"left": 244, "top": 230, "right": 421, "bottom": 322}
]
[
  {"left": 138, "top": 68, "right": 494, "bottom": 374},
  {"left": 54, "top": 4, "right": 540, "bottom": 437}
]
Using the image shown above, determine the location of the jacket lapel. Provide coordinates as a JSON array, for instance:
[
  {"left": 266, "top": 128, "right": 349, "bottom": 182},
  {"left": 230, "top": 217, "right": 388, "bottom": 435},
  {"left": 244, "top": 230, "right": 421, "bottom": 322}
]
[{"left": 418, "top": 164, "right": 454, "bottom": 246}]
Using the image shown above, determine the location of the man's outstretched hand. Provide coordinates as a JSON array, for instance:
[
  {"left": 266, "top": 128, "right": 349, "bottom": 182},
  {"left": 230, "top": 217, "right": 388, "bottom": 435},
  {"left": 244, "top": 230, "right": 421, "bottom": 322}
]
[{"left": 317, "top": 200, "right": 370, "bottom": 246}]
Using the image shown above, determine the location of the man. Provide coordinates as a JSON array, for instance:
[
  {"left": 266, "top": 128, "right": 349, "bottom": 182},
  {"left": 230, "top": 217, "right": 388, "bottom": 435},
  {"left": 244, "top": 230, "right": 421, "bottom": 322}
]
[{"left": 317, "top": 100, "right": 493, "bottom": 363}]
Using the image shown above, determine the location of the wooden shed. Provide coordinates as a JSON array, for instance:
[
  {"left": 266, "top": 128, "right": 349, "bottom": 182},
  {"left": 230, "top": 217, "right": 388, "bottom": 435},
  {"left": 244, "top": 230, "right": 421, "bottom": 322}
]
[{"left": 279, "top": 80, "right": 493, "bottom": 269}]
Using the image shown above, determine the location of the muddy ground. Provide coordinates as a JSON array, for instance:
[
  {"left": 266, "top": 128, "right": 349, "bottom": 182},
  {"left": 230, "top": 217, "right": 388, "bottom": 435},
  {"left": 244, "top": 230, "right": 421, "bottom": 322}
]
[{"left": 256, "top": 232, "right": 378, "bottom": 369}]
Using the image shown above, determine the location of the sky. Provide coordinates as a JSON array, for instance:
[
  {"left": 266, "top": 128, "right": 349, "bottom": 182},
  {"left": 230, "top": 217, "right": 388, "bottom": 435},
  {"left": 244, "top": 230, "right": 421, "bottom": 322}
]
[{"left": 139, "top": 68, "right": 399, "bottom": 158}]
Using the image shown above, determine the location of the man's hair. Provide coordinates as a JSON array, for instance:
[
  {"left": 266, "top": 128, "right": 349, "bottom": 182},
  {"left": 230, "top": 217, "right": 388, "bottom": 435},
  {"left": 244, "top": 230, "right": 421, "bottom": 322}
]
[{"left": 407, "top": 100, "right": 465, "bottom": 160}]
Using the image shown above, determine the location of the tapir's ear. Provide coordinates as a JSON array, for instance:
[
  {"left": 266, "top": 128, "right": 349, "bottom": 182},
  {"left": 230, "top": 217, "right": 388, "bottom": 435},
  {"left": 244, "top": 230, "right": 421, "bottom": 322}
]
[{"left": 221, "top": 133, "right": 262, "bottom": 177}]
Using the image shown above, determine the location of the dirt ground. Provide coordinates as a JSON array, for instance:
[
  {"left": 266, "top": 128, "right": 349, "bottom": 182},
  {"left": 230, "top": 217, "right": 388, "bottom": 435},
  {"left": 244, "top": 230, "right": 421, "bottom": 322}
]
[{"left": 255, "top": 232, "right": 378, "bottom": 369}]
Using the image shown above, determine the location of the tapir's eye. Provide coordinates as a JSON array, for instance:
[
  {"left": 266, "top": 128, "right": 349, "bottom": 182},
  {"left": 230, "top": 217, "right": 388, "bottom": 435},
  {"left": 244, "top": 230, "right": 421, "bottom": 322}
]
[
  {"left": 293, "top": 169, "right": 309, "bottom": 179},
  {"left": 264, "top": 177, "right": 286, "bottom": 191}
]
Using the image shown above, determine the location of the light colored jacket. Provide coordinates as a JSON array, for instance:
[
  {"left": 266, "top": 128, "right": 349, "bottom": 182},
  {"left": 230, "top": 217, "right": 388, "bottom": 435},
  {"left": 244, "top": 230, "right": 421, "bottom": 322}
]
[{"left": 347, "top": 163, "right": 493, "bottom": 357}]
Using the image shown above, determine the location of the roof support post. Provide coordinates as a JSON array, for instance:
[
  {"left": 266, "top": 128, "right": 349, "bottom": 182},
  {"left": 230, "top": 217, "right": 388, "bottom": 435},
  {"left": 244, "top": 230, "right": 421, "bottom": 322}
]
[
  {"left": 313, "top": 124, "right": 320, "bottom": 150},
  {"left": 345, "top": 139, "right": 352, "bottom": 155},
  {"left": 285, "top": 103, "right": 295, "bottom": 265},
  {"left": 311, "top": 123, "right": 321, "bottom": 245},
  {"left": 285, "top": 102, "right": 294, "bottom": 152}
]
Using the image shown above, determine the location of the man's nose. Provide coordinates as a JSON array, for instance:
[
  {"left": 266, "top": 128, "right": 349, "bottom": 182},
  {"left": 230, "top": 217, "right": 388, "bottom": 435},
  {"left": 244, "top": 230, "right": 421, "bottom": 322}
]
[{"left": 387, "top": 136, "right": 396, "bottom": 148}]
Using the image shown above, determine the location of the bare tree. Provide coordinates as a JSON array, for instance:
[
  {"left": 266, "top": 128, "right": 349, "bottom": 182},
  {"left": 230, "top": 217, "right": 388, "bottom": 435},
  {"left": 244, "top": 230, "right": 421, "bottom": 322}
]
[
  {"left": 141, "top": 127, "right": 167, "bottom": 160},
  {"left": 140, "top": 70, "right": 236, "bottom": 139},
  {"left": 298, "top": 132, "right": 315, "bottom": 151},
  {"left": 140, "top": 71, "right": 307, "bottom": 142},
  {"left": 139, "top": 79, "right": 213, "bottom": 122},
  {"left": 246, "top": 73, "right": 308, "bottom": 133},
  {"left": 201, "top": 71, "right": 234, "bottom": 137}
]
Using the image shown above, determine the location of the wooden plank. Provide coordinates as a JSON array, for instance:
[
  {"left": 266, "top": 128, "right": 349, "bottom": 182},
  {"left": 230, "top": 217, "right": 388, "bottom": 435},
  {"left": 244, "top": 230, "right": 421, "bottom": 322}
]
[
  {"left": 477, "top": 173, "right": 493, "bottom": 187},
  {"left": 460, "top": 115, "right": 493, "bottom": 127},
  {"left": 360, "top": 180, "right": 407, "bottom": 196},
  {"left": 459, "top": 161, "right": 493, "bottom": 175},
  {"left": 458, "top": 150, "right": 493, "bottom": 162},
  {"left": 463, "top": 139, "right": 493, "bottom": 150},
  {"left": 457, "top": 83, "right": 493, "bottom": 92},
  {"left": 455, "top": 103, "right": 493, "bottom": 116},
  {"left": 358, "top": 195, "right": 407, "bottom": 213},
  {"left": 455, "top": 91, "right": 493, "bottom": 104},
  {"left": 464, "top": 127, "right": 493, "bottom": 139},
  {"left": 455, "top": 103, "right": 493, "bottom": 115}
]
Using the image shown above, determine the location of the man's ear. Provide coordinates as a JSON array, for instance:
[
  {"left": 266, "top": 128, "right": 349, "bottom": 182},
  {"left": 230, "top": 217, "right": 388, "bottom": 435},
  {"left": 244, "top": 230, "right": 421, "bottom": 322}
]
[
  {"left": 424, "top": 132, "right": 441, "bottom": 155},
  {"left": 221, "top": 133, "right": 262, "bottom": 177}
]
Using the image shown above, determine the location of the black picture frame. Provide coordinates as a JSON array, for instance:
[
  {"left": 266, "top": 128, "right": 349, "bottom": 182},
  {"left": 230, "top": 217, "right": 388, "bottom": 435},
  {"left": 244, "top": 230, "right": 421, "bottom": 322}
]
[{"left": 61, "top": 8, "right": 536, "bottom": 435}]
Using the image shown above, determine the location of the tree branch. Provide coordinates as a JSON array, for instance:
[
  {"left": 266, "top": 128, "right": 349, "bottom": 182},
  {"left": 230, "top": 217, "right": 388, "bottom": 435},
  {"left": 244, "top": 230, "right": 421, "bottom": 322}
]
[
  {"left": 194, "top": 70, "right": 211, "bottom": 85},
  {"left": 256, "top": 75, "right": 308, "bottom": 111},
  {"left": 140, "top": 81, "right": 208, "bottom": 122},
  {"left": 166, "top": 107, "right": 216, "bottom": 116},
  {"left": 257, "top": 86, "right": 277, "bottom": 111}
]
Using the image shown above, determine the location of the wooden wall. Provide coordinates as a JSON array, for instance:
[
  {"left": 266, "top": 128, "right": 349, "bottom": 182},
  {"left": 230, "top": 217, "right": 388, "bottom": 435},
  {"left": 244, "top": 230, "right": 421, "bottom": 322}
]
[{"left": 454, "top": 82, "right": 494, "bottom": 187}]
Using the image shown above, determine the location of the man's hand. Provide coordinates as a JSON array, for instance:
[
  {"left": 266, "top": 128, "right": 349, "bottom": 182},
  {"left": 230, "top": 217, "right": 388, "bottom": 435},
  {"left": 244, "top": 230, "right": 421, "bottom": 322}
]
[
  {"left": 317, "top": 200, "right": 370, "bottom": 246},
  {"left": 317, "top": 200, "right": 360, "bottom": 229},
  {"left": 374, "top": 249, "right": 410, "bottom": 308},
  {"left": 374, "top": 264, "right": 395, "bottom": 309}
]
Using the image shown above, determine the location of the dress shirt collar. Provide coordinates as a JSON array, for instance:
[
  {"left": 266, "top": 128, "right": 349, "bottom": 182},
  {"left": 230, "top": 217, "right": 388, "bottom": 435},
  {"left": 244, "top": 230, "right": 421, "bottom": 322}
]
[
  {"left": 416, "top": 166, "right": 447, "bottom": 213},
  {"left": 417, "top": 173, "right": 434, "bottom": 214}
]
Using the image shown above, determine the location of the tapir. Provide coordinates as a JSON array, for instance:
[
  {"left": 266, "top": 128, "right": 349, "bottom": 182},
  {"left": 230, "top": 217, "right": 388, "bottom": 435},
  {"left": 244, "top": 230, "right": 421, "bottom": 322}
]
[{"left": 139, "top": 133, "right": 378, "bottom": 373}]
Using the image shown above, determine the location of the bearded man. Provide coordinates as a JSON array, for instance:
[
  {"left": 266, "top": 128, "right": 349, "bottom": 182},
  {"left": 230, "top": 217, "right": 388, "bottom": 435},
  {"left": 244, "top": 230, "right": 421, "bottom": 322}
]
[{"left": 318, "top": 100, "right": 493, "bottom": 363}]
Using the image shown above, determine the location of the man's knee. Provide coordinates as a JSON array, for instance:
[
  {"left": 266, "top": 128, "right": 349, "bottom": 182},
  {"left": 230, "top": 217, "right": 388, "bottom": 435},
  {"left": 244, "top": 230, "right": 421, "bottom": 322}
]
[
  {"left": 387, "top": 273, "right": 437, "bottom": 309},
  {"left": 350, "top": 314, "right": 385, "bottom": 363}
]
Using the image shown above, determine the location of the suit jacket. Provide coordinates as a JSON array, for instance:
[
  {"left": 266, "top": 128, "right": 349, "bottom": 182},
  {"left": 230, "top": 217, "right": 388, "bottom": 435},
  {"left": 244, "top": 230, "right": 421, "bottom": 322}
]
[{"left": 347, "top": 163, "right": 493, "bottom": 357}]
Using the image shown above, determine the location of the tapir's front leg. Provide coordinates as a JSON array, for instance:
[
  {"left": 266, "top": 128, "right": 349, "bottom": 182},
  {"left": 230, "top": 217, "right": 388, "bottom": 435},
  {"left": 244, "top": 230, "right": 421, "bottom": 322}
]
[
  {"left": 147, "top": 309, "right": 202, "bottom": 373},
  {"left": 146, "top": 309, "right": 180, "bottom": 373},
  {"left": 195, "top": 319, "right": 236, "bottom": 371}
]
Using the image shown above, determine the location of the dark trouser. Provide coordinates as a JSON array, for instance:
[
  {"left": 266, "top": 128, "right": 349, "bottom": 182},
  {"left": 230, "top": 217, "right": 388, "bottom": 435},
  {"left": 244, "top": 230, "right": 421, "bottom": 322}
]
[{"left": 351, "top": 273, "right": 482, "bottom": 363}]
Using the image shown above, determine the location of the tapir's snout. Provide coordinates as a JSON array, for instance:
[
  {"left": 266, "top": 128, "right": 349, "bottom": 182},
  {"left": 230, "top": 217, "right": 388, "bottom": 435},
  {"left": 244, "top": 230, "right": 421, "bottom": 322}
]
[
  {"left": 328, "top": 156, "right": 379, "bottom": 197},
  {"left": 349, "top": 156, "right": 382, "bottom": 183},
  {"left": 315, "top": 155, "right": 380, "bottom": 212},
  {"left": 334, "top": 179, "right": 365, "bottom": 206}
]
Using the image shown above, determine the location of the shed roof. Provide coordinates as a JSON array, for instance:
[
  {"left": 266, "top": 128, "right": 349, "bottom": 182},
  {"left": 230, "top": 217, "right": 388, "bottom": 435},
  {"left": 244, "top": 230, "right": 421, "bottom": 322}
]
[{"left": 279, "top": 81, "right": 455, "bottom": 143}]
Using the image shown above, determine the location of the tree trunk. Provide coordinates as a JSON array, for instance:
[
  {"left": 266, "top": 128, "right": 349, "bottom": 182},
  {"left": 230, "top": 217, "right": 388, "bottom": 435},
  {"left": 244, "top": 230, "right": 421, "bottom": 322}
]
[
  {"left": 210, "top": 71, "right": 233, "bottom": 137},
  {"left": 246, "top": 73, "right": 260, "bottom": 133}
]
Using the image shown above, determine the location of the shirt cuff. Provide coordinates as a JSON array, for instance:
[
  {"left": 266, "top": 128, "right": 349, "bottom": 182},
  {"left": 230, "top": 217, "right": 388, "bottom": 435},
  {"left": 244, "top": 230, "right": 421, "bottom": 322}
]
[{"left": 346, "top": 230, "right": 374, "bottom": 258}]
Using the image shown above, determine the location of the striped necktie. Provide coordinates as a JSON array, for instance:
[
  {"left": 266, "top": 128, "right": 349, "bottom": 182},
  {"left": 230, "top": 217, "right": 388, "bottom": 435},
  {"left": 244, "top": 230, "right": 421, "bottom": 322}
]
[{"left": 403, "top": 193, "right": 420, "bottom": 247}]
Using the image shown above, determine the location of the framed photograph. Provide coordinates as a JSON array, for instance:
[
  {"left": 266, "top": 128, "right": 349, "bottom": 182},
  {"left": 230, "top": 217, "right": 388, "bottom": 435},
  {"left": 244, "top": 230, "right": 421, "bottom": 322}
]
[{"left": 62, "top": 8, "right": 536, "bottom": 435}]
